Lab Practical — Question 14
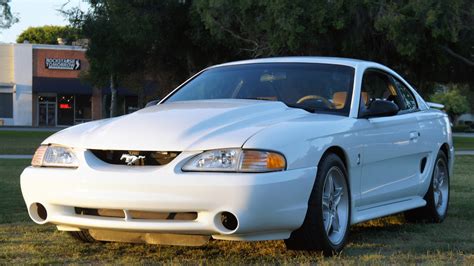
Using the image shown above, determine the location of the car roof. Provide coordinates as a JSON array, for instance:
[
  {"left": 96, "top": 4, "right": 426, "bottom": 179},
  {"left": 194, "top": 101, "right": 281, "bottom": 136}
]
[{"left": 209, "top": 56, "right": 379, "bottom": 69}]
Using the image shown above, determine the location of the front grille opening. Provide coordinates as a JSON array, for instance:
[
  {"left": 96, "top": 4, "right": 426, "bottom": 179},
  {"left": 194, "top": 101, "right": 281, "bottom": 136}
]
[
  {"left": 129, "top": 210, "right": 197, "bottom": 220},
  {"left": 90, "top": 150, "right": 180, "bottom": 166},
  {"left": 75, "top": 207, "right": 125, "bottom": 218},
  {"left": 74, "top": 207, "right": 197, "bottom": 221}
]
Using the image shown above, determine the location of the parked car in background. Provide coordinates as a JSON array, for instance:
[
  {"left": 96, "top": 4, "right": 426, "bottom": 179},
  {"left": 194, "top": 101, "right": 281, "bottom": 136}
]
[{"left": 21, "top": 57, "right": 453, "bottom": 255}]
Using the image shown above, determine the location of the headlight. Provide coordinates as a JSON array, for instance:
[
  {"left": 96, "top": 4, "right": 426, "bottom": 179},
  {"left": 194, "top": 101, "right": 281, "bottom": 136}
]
[
  {"left": 32, "top": 145, "right": 79, "bottom": 168},
  {"left": 182, "top": 148, "right": 286, "bottom": 172}
]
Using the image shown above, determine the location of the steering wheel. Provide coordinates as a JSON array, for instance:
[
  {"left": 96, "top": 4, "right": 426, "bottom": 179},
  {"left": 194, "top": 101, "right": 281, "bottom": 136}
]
[{"left": 296, "top": 95, "right": 335, "bottom": 109}]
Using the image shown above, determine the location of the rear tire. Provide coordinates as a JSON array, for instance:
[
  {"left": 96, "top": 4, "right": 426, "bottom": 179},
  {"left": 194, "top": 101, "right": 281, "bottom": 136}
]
[
  {"left": 67, "top": 230, "right": 96, "bottom": 243},
  {"left": 285, "top": 153, "right": 350, "bottom": 256},
  {"left": 405, "top": 150, "right": 449, "bottom": 223}
]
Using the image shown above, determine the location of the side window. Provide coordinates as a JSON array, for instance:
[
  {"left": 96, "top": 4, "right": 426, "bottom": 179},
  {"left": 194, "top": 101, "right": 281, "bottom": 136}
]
[
  {"left": 360, "top": 71, "right": 394, "bottom": 108},
  {"left": 392, "top": 78, "right": 418, "bottom": 111}
]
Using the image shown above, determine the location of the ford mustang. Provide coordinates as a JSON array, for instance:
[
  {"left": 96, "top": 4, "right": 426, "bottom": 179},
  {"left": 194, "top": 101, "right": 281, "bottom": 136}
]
[{"left": 21, "top": 57, "right": 453, "bottom": 255}]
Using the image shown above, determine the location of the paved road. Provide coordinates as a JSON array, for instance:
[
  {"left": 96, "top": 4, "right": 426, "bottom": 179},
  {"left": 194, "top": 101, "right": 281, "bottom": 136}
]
[
  {"left": 453, "top": 133, "right": 474, "bottom": 138},
  {"left": 0, "top": 126, "right": 63, "bottom": 132},
  {"left": 456, "top": 150, "right": 474, "bottom": 155},
  {"left": 0, "top": 155, "right": 33, "bottom": 159}
]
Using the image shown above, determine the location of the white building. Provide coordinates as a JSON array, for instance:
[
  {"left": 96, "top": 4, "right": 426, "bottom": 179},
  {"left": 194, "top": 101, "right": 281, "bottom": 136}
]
[{"left": 0, "top": 43, "right": 33, "bottom": 126}]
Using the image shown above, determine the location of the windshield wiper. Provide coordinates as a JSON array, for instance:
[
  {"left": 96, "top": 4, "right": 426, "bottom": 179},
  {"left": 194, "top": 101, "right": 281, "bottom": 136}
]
[
  {"left": 284, "top": 103, "right": 316, "bottom": 113},
  {"left": 243, "top": 98, "right": 315, "bottom": 113},
  {"left": 243, "top": 97, "right": 276, "bottom": 101}
]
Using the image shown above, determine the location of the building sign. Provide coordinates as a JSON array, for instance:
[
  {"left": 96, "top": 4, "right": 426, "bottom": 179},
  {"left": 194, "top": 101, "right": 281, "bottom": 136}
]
[
  {"left": 45, "top": 58, "right": 81, "bottom": 70},
  {"left": 59, "top": 103, "right": 73, "bottom": 109}
]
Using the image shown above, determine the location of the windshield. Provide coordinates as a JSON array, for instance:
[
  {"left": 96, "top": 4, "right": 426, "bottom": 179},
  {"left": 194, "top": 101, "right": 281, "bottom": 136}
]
[{"left": 164, "top": 63, "right": 355, "bottom": 115}]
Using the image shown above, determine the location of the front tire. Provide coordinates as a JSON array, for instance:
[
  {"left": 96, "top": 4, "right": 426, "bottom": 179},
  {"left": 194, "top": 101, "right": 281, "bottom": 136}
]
[
  {"left": 285, "top": 153, "right": 350, "bottom": 256},
  {"left": 405, "top": 150, "right": 450, "bottom": 223},
  {"left": 67, "top": 230, "right": 96, "bottom": 243}
]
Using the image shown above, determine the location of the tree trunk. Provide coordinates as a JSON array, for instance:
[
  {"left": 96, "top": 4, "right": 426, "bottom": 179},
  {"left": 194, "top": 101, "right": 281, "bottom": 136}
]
[{"left": 110, "top": 74, "right": 118, "bottom": 117}]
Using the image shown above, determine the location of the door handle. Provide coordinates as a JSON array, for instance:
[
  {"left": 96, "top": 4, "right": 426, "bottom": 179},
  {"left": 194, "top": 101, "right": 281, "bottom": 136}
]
[{"left": 409, "top": 131, "right": 419, "bottom": 141}]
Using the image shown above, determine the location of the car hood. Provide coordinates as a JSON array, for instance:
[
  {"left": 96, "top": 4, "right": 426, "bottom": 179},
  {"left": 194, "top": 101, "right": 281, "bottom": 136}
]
[{"left": 43, "top": 99, "right": 308, "bottom": 151}]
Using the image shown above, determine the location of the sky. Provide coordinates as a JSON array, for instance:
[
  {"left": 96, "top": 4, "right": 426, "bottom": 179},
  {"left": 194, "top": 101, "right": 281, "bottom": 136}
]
[{"left": 0, "top": 0, "right": 88, "bottom": 43}]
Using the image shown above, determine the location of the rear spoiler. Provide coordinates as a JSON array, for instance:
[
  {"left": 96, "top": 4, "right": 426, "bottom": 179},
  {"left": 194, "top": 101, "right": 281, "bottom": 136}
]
[{"left": 426, "top": 102, "right": 445, "bottom": 109}]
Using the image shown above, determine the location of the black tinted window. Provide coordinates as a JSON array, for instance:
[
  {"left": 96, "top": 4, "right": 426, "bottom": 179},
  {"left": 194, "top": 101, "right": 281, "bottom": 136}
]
[
  {"left": 361, "top": 71, "right": 394, "bottom": 106},
  {"left": 0, "top": 93, "right": 13, "bottom": 118},
  {"left": 361, "top": 70, "right": 407, "bottom": 113},
  {"left": 165, "top": 63, "right": 355, "bottom": 115}
]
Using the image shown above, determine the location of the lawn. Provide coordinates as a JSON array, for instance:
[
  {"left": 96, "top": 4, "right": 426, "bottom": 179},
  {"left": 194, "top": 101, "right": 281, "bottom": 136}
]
[
  {"left": 0, "top": 156, "right": 473, "bottom": 264},
  {"left": 453, "top": 136, "right": 474, "bottom": 151},
  {"left": 0, "top": 131, "right": 56, "bottom": 155}
]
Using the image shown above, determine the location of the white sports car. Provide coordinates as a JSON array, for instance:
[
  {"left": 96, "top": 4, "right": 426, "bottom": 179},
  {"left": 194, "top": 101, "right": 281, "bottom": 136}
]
[{"left": 21, "top": 57, "right": 453, "bottom": 255}]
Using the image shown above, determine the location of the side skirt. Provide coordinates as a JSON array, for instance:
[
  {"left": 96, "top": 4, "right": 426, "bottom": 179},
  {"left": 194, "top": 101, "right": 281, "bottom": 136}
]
[{"left": 351, "top": 197, "right": 426, "bottom": 224}]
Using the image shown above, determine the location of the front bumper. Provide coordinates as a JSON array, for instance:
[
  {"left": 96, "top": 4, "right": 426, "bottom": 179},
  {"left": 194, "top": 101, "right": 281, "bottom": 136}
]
[{"left": 20, "top": 149, "right": 317, "bottom": 241}]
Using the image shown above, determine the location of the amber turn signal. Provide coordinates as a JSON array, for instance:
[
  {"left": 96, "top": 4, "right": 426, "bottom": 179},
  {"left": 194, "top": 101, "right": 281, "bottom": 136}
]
[{"left": 240, "top": 150, "right": 286, "bottom": 172}]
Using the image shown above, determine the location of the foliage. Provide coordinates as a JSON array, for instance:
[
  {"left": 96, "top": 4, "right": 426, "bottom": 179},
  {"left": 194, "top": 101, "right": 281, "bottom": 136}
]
[
  {"left": 64, "top": 0, "right": 234, "bottom": 114},
  {"left": 63, "top": 0, "right": 474, "bottom": 115},
  {"left": 0, "top": 0, "right": 17, "bottom": 30},
  {"left": 195, "top": 0, "right": 474, "bottom": 93},
  {"left": 452, "top": 124, "right": 470, "bottom": 133},
  {"left": 16, "top": 25, "right": 80, "bottom": 44},
  {"left": 430, "top": 86, "right": 470, "bottom": 123}
]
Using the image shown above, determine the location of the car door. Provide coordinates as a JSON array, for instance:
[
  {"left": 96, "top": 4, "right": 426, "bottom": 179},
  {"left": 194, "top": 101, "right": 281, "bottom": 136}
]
[{"left": 358, "top": 70, "right": 423, "bottom": 207}]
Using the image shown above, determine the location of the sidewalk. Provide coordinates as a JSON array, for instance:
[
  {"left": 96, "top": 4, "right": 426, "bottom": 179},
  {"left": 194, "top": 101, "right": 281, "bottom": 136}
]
[
  {"left": 0, "top": 126, "right": 63, "bottom": 132},
  {"left": 453, "top": 133, "right": 474, "bottom": 138},
  {"left": 456, "top": 150, "right": 474, "bottom": 156},
  {"left": 0, "top": 155, "right": 33, "bottom": 159}
]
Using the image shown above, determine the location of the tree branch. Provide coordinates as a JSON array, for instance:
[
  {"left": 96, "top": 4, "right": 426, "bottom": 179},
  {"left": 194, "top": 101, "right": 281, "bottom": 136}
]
[
  {"left": 440, "top": 45, "right": 474, "bottom": 67},
  {"left": 209, "top": 16, "right": 262, "bottom": 57}
]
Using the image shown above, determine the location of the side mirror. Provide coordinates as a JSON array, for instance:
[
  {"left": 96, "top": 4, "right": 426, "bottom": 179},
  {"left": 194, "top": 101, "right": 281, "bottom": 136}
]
[
  {"left": 145, "top": 99, "right": 161, "bottom": 108},
  {"left": 361, "top": 100, "right": 399, "bottom": 118}
]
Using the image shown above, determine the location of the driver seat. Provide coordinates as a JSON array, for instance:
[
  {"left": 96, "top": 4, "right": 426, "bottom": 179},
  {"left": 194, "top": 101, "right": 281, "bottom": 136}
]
[{"left": 333, "top": 92, "right": 347, "bottom": 109}]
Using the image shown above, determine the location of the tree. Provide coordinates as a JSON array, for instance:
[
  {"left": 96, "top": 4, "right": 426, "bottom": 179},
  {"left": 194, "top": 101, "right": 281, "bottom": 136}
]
[
  {"left": 63, "top": 0, "right": 472, "bottom": 114},
  {"left": 430, "top": 85, "right": 470, "bottom": 123},
  {"left": 64, "top": 0, "right": 233, "bottom": 115},
  {"left": 16, "top": 25, "right": 81, "bottom": 44},
  {"left": 194, "top": 0, "right": 474, "bottom": 95},
  {"left": 0, "top": 0, "right": 18, "bottom": 30}
]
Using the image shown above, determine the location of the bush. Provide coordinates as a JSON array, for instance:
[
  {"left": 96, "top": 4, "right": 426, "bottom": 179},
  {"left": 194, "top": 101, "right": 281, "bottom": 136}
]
[
  {"left": 452, "top": 125, "right": 470, "bottom": 132},
  {"left": 430, "top": 86, "right": 470, "bottom": 123}
]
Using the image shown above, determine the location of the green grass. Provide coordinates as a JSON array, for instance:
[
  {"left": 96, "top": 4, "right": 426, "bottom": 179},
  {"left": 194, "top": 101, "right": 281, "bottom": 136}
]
[
  {"left": 0, "top": 131, "right": 55, "bottom": 155},
  {"left": 1, "top": 156, "right": 473, "bottom": 264},
  {"left": 453, "top": 136, "right": 474, "bottom": 151}
]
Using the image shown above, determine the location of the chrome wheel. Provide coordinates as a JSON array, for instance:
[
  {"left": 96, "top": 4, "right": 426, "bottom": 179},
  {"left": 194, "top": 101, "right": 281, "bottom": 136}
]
[
  {"left": 433, "top": 157, "right": 449, "bottom": 216},
  {"left": 322, "top": 166, "right": 349, "bottom": 245}
]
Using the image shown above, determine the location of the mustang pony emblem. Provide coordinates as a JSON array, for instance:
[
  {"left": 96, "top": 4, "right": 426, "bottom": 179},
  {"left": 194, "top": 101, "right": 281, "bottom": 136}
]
[{"left": 120, "top": 154, "right": 145, "bottom": 165}]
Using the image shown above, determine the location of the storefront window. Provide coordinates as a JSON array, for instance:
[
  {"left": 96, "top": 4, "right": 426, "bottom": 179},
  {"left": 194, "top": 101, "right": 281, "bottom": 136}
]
[
  {"left": 38, "top": 95, "right": 56, "bottom": 126},
  {"left": 0, "top": 93, "right": 13, "bottom": 118},
  {"left": 57, "top": 95, "right": 74, "bottom": 125}
]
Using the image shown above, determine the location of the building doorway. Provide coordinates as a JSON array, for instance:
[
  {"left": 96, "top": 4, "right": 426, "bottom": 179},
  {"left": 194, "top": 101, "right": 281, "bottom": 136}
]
[
  {"left": 38, "top": 95, "right": 56, "bottom": 126},
  {"left": 57, "top": 94, "right": 74, "bottom": 126}
]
